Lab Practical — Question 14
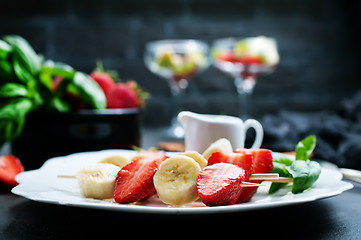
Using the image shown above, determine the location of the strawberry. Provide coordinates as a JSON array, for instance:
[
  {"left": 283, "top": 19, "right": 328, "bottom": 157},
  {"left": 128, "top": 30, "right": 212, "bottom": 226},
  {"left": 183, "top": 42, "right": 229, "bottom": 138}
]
[
  {"left": 235, "top": 149, "right": 273, "bottom": 175},
  {"left": 207, "top": 151, "right": 254, "bottom": 178},
  {"left": 113, "top": 154, "right": 166, "bottom": 203},
  {"left": 106, "top": 83, "right": 139, "bottom": 109},
  {"left": 197, "top": 163, "right": 246, "bottom": 206},
  {"left": 237, "top": 56, "right": 263, "bottom": 65},
  {"left": 234, "top": 149, "right": 273, "bottom": 203},
  {"left": 218, "top": 51, "right": 236, "bottom": 62},
  {"left": 89, "top": 72, "right": 115, "bottom": 94},
  {"left": 0, "top": 155, "right": 24, "bottom": 188}
]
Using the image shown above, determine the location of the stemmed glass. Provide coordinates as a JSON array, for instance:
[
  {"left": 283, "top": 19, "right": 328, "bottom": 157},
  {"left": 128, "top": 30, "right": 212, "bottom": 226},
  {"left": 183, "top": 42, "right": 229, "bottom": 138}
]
[
  {"left": 211, "top": 36, "right": 279, "bottom": 118},
  {"left": 144, "top": 39, "right": 210, "bottom": 138}
]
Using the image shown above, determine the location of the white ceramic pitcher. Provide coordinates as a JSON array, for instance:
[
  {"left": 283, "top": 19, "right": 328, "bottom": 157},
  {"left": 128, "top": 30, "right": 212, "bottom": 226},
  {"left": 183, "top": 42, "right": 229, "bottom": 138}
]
[{"left": 177, "top": 111, "right": 263, "bottom": 153}]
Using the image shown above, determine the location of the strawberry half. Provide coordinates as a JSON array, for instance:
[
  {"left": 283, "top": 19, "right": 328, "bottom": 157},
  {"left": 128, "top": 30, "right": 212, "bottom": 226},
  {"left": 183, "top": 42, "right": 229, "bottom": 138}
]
[
  {"left": 113, "top": 155, "right": 166, "bottom": 204},
  {"left": 207, "top": 151, "right": 254, "bottom": 179},
  {"left": 197, "top": 163, "right": 246, "bottom": 206},
  {"left": 0, "top": 155, "right": 24, "bottom": 188},
  {"left": 234, "top": 149, "right": 273, "bottom": 203}
]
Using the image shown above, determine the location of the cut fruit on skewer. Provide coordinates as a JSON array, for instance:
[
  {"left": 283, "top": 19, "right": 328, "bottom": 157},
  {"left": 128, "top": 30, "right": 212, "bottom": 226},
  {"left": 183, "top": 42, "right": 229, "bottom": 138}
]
[{"left": 57, "top": 173, "right": 293, "bottom": 183}]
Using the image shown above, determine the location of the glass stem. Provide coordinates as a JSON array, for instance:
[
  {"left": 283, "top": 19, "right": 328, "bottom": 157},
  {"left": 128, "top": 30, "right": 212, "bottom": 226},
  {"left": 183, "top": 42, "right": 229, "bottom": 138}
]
[
  {"left": 166, "top": 78, "right": 188, "bottom": 138},
  {"left": 234, "top": 77, "right": 256, "bottom": 119}
]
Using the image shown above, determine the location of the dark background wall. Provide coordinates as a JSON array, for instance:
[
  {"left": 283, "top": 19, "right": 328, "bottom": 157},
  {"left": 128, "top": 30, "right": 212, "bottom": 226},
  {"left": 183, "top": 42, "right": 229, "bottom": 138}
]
[{"left": 1, "top": 0, "right": 360, "bottom": 126}]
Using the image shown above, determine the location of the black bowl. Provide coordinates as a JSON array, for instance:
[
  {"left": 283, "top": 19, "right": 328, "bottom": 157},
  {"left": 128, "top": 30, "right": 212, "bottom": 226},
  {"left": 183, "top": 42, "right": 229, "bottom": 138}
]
[{"left": 12, "top": 108, "right": 141, "bottom": 170}]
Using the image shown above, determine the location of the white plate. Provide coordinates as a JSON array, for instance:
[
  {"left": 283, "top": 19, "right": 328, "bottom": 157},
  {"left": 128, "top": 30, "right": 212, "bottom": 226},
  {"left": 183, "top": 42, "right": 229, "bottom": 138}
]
[{"left": 12, "top": 149, "right": 353, "bottom": 215}]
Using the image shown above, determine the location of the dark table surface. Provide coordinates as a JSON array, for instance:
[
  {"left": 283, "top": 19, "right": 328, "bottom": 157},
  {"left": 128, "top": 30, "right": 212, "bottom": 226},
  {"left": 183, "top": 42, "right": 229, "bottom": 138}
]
[{"left": 1, "top": 128, "right": 361, "bottom": 239}]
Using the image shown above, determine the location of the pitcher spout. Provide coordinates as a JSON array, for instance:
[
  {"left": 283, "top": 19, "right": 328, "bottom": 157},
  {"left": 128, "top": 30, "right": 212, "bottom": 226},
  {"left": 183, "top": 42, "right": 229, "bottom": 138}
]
[{"left": 177, "top": 111, "right": 200, "bottom": 127}]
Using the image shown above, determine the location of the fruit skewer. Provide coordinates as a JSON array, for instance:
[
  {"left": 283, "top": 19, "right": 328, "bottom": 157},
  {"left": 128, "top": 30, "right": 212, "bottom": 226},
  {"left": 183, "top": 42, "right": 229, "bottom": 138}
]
[{"left": 57, "top": 173, "right": 293, "bottom": 184}]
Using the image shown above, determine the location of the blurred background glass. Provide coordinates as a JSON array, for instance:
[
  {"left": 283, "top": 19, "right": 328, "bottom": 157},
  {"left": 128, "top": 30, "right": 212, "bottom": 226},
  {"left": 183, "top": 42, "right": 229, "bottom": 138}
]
[
  {"left": 211, "top": 36, "right": 279, "bottom": 118},
  {"left": 1, "top": 0, "right": 360, "bottom": 126},
  {"left": 144, "top": 39, "right": 209, "bottom": 137}
]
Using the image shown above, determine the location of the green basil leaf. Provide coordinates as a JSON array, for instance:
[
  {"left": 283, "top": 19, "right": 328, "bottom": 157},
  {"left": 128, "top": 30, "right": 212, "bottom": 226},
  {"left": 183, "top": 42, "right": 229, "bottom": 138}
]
[
  {"left": 13, "top": 57, "right": 36, "bottom": 83},
  {"left": 269, "top": 153, "right": 294, "bottom": 194},
  {"left": 287, "top": 160, "right": 321, "bottom": 194},
  {"left": 0, "top": 98, "right": 33, "bottom": 146},
  {"left": 272, "top": 153, "right": 294, "bottom": 165},
  {"left": 3, "top": 35, "right": 41, "bottom": 76},
  {"left": 295, "top": 135, "right": 316, "bottom": 161},
  {"left": 70, "top": 72, "right": 106, "bottom": 109},
  {"left": 0, "top": 40, "right": 11, "bottom": 59},
  {"left": 41, "top": 60, "right": 75, "bottom": 78},
  {"left": 39, "top": 60, "right": 76, "bottom": 90},
  {"left": 0, "top": 60, "right": 14, "bottom": 79},
  {"left": 269, "top": 182, "right": 289, "bottom": 194},
  {"left": 0, "top": 83, "right": 28, "bottom": 98}
]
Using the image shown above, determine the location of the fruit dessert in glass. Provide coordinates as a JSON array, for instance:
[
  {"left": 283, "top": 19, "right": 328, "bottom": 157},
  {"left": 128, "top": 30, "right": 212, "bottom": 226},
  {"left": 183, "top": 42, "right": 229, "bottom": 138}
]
[{"left": 212, "top": 36, "right": 279, "bottom": 118}]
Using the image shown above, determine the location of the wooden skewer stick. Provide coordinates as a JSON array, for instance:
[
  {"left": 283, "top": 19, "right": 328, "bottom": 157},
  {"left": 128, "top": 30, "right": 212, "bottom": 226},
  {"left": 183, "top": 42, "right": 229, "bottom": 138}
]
[
  {"left": 240, "top": 182, "right": 266, "bottom": 187},
  {"left": 56, "top": 173, "right": 293, "bottom": 183},
  {"left": 267, "top": 177, "right": 293, "bottom": 183},
  {"left": 57, "top": 175, "right": 76, "bottom": 179},
  {"left": 249, "top": 173, "right": 279, "bottom": 181},
  {"left": 249, "top": 173, "right": 293, "bottom": 183}
]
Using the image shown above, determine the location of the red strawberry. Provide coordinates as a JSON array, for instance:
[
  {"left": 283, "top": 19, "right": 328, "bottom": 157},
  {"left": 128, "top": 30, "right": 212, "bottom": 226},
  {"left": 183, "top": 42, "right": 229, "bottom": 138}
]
[
  {"left": 207, "top": 152, "right": 253, "bottom": 178},
  {"left": 218, "top": 51, "right": 236, "bottom": 62},
  {"left": 106, "top": 83, "right": 138, "bottom": 109},
  {"left": 237, "top": 56, "right": 263, "bottom": 65},
  {"left": 197, "top": 163, "right": 246, "bottom": 206},
  {"left": 0, "top": 155, "right": 24, "bottom": 188},
  {"left": 235, "top": 149, "right": 273, "bottom": 174},
  {"left": 234, "top": 149, "right": 273, "bottom": 203},
  {"left": 89, "top": 72, "right": 115, "bottom": 94},
  {"left": 113, "top": 155, "right": 166, "bottom": 204}
]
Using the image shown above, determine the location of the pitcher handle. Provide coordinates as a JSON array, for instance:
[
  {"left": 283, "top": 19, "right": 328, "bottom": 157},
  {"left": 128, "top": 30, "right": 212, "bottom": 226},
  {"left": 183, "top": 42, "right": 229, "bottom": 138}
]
[{"left": 243, "top": 119, "right": 263, "bottom": 149}]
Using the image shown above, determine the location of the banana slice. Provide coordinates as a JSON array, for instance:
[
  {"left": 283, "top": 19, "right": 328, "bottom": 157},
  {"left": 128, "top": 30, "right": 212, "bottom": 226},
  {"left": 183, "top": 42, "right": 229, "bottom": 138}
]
[
  {"left": 153, "top": 155, "right": 201, "bottom": 206},
  {"left": 181, "top": 151, "right": 207, "bottom": 169},
  {"left": 99, "top": 155, "right": 130, "bottom": 168},
  {"left": 202, "top": 138, "right": 233, "bottom": 160},
  {"left": 76, "top": 163, "right": 121, "bottom": 199}
]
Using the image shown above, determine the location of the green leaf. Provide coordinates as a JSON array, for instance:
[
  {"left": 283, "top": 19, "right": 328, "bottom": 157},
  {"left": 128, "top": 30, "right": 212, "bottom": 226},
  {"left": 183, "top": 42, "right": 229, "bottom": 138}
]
[
  {"left": 3, "top": 35, "right": 41, "bottom": 77},
  {"left": 71, "top": 72, "right": 106, "bottom": 109},
  {"left": 0, "top": 83, "right": 29, "bottom": 98},
  {"left": 41, "top": 60, "right": 75, "bottom": 78},
  {"left": 0, "top": 98, "right": 33, "bottom": 146},
  {"left": 269, "top": 182, "right": 289, "bottom": 194},
  {"left": 272, "top": 153, "right": 294, "bottom": 165},
  {"left": 0, "top": 60, "right": 14, "bottom": 79},
  {"left": 295, "top": 135, "right": 316, "bottom": 161},
  {"left": 269, "top": 153, "right": 294, "bottom": 194},
  {"left": 0, "top": 40, "right": 11, "bottom": 59},
  {"left": 287, "top": 160, "right": 321, "bottom": 194},
  {"left": 39, "top": 60, "right": 76, "bottom": 90},
  {"left": 48, "top": 96, "right": 70, "bottom": 112},
  {"left": 13, "top": 57, "right": 36, "bottom": 83}
]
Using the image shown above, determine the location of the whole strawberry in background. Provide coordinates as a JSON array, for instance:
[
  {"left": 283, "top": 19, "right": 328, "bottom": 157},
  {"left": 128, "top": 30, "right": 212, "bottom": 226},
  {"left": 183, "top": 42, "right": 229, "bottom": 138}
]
[
  {"left": 89, "top": 72, "right": 114, "bottom": 94},
  {"left": 106, "top": 82, "right": 138, "bottom": 108},
  {"left": 89, "top": 61, "right": 116, "bottom": 94},
  {"left": 89, "top": 61, "right": 149, "bottom": 109}
]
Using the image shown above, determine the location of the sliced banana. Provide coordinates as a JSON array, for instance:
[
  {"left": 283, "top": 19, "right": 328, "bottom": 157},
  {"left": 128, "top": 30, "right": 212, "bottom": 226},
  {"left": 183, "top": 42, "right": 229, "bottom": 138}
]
[
  {"left": 76, "top": 163, "right": 121, "bottom": 199},
  {"left": 202, "top": 138, "right": 233, "bottom": 160},
  {"left": 181, "top": 151, "right": 207, "bottom": 169},
  {"left": 99, "top": 155, "right": 130, "bottom": 168},
  {"left": 153, "top": 155, "right": 201, "bottom": 206}
]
